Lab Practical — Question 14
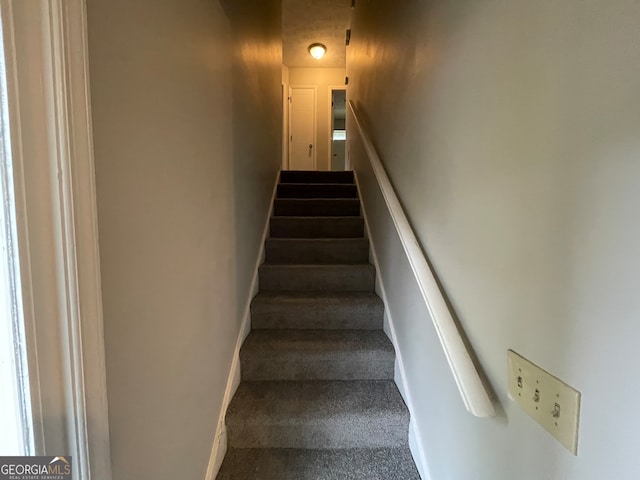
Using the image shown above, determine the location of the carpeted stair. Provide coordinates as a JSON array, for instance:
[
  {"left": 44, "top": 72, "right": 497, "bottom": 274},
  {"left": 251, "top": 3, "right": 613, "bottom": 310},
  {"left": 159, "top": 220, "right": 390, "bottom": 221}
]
[{"left": 217, "top": 170, "right": 420, "bottom": 479}]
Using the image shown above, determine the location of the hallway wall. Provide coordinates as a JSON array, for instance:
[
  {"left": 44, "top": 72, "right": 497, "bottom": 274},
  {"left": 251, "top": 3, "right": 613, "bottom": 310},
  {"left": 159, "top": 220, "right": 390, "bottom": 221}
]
[
  {"left": 289, "top": 67, "right": 346, "bottom": 171},
  {"left": 348, "top": 1, "right": 640, "bottom": 479},
  {"left": 86, "top": 0, "right": 281, "bottom": 478}
]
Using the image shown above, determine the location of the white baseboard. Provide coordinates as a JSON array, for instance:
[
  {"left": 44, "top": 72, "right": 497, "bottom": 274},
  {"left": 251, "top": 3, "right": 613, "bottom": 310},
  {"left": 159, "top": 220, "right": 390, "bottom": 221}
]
[
  {"left": 409, "top": 420, "right": 430, "bottom": 480},
  {"left": 354, "top": 173, "right": 431, "bottom": 480},
  {"left": 204, "top": 174, "right": 279, "bottom": 480}
]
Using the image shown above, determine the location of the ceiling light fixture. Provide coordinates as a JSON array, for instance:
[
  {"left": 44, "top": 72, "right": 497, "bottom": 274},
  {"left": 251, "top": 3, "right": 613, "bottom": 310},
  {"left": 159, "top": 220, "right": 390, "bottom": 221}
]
[{"left": 308, "top": 43, "right": 327, "bottom": 59}]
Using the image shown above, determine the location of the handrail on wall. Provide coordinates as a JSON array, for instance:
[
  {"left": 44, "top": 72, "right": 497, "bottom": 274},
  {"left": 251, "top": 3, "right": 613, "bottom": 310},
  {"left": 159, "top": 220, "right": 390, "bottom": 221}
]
[{"left": 348, "top": 100, "right": 495, "bottom": 418}]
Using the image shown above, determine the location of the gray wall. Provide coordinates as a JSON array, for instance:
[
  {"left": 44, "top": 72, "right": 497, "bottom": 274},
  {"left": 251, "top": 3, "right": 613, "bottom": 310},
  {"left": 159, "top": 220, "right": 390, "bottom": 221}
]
[
  {"left": 348, "top": 1, "right": 640, "bottom": 479},
  {"left": 219, "top": 0, "right": 283, "bottom": 320},
  {"left": 86, "top": 0, "right": 281, "bottom": 478}
]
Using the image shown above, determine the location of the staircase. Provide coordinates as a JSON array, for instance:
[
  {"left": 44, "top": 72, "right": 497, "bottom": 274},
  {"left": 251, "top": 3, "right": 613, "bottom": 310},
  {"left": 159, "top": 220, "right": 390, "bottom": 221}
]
[{"left": 217, "top": 170, "right": 420, "bottom": 480}]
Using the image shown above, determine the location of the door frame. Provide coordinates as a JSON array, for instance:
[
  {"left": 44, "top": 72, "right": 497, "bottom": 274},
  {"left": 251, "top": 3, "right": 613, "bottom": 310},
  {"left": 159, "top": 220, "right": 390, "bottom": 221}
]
[
  {"left": 289, "top": 85, "right": 317, "bottom": 171},
  {"left": 281, "top": 83, "right": 290, "bottom": 170},
  {"left": 0, "top": 0, "right": 112, "bottom": 478},
  {"left": 328, "top": 85, "right": 347, "bottom": 171}
]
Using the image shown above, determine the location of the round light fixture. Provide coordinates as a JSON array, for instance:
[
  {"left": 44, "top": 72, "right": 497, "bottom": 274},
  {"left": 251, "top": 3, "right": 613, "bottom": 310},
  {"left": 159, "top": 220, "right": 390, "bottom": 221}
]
[{"left": 308, "top": 43, "right": 327, "bottom": 59}]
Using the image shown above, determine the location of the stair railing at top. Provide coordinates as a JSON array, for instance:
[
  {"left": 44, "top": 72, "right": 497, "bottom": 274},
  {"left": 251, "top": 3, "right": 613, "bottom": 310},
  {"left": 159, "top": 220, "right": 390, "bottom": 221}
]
[{"left": 348, "top": 100, "right": 495, "bottom": 418}]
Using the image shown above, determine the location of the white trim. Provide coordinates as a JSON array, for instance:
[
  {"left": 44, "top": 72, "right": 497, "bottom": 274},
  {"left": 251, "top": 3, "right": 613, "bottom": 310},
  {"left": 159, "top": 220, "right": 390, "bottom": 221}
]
[
  {"left": 281, "top": 83, "right": 289, "bottom": 170},
  {"left": 408, "top": 421, "right": 429, "bottom": 480},
  {"left": 204, "top": 174, "right": 279, "bottom": 480},
  {"left": 59, "top": 2, "right": 112, "bottom": 477},
  {"left": 1, "top": 0, "right": 112, "bottom": 477},
  {"left": 349, "top": 100, "right": 495, "bottom": 418},
  {"left": 354, "top": 172, "right": 431, "bottom": 480},
  {"left": 0, "top": 0, "right": 43, "bottom": 455},
  {"left": 289, "top": 85, "right": 317, "bottom": 170}
]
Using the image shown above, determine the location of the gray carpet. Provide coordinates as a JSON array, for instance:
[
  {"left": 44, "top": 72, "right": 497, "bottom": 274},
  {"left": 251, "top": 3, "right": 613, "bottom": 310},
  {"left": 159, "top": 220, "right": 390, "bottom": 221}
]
[
  {"left": 217, "top": 448, "right": 420, "bottom": 480},
  {"left": 240, "top": 330, "right": 395, "bottom": 380},
  {"left": 265, "top": 237, "right": 370, "bottom": 264},
  {"left": 217, "top": 170, "right": 420, "bottom": 479},
  {"left": 250, "top": 292, "right": 384, "bottom": 330},
  {"left": 269, "top": 216, "right": 365, "bottom": 238}
]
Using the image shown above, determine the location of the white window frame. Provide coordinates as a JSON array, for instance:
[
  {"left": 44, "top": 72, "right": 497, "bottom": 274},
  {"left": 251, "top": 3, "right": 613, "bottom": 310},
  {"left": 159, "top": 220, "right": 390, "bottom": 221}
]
[{"left": 0, "top": 0, "right": 111, "bottom": 478}]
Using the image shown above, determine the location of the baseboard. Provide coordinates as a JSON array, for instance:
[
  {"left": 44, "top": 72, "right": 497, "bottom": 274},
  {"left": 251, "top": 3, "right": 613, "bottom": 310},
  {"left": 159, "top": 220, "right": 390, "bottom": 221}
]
[
  {"left": 354, "top": 172, "right": 431, "bottom": 480},
  {"left": 204, "top": 174, "right": 279, "bottom": 480},
  {"left": 408, "top": 420, "right": 429, "bottom": 480}
]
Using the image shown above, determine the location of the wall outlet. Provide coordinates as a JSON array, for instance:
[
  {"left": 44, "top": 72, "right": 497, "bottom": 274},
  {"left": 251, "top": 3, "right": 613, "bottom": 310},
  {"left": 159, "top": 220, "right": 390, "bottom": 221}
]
[{"left": 507, "top": 350, "right": 581, "bottom": 455}]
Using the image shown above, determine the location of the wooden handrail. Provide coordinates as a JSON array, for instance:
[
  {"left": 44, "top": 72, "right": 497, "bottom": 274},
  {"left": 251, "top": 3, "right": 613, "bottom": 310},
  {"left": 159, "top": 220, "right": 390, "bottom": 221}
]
[{"left": 349, "top": 101, "right": 495, "bottom": 418}]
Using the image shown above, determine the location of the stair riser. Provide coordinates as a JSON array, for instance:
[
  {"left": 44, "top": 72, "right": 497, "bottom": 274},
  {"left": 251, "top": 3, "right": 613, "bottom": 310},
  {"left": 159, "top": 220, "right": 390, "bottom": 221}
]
[
  {"left": 269, "top": 217, "right": 364, "bottom": 238},
  {"left": 227, "top": 416, "right": 409, "bottom": 449},
  {"left": 265, "top": 240, "right": 369, "bottom": 264},
  {"left": 280, "top": 170, "right": 354, "bottom": 184},
  {"left": 274, "top": 199, "right": 360, "bottom": 217},
  {"left": 277, "top": 184, "right": 358, "bottom": 199},
  {"left": 259, "top": 266, "right": 375, "bottom": 292},
  {"left": 241, "top": 353, "right": 394, "bottom": 381},
  {"left": 251, "top": 302, "right": 383, "bottom": 330}
]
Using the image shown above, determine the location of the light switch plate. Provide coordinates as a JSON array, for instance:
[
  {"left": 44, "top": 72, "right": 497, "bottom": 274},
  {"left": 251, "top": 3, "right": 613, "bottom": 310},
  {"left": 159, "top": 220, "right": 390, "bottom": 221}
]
[{"left": 507, "top": 350, "right": 581, "bottom": 455}]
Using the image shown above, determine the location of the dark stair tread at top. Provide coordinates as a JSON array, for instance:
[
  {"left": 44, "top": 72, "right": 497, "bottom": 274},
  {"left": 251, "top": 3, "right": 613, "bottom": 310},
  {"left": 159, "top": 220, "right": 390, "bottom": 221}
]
[
  {"left": 280, "top": 170, "right": 354, "bottom": 184},
  {"left": 240, "top": 329, "right": 395, "bottom": 381},
  {"left": 216, "top": 447, "right": 421, "bottom": 480},
  {"left": 265, "top": 237, "right": 369, "bottom": 265},
  {"left": 250, "top": 291, "right": 384, "bottom": 330},
  {"left": 274, "top": 198, "right": 360, "bottom": 217},
  {"left": 258, "top": 263, "right": 376, "bottom": 292},
  {"left": 277, "top": 183, "right": 358, "bottom": 199},
  {"left": 225, "top": 380, "right": 410, "bottom": 449},
  {"left": 269, "top": 216, "right": 365, "bottom": 238}
]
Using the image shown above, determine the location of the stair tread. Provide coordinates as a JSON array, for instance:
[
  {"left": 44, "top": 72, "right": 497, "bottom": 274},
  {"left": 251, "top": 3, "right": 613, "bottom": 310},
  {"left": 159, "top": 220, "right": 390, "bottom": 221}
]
[
  {"left": 260, "top": 263, "right": 374, "bottom": 270},
  {"left": 242, "top": 329, "right": 393, "bottom": 355},
  {"left": 226, "top": 379, "right": 409, "bottom": 448},
  {"left": 271, "top": 215, "right": 364, "bottom": 219},
  {"left": 280, "top": 170, "right": 354, "bottom": 184},
  {"left": 217, "top": 447, "right": 421, "bottom": 480},
  {"left": 274, "top": 198, "right": 361, "bottom": 217},
  {"left": 270, "top": 217, "right": 364, "bottom": 238},
  {"left": 227, "top": 380, "right": 408, "bottom": 422},
  {"left": 267, "top": 237, "right": 367, "bottom": 242},
  {"left": 253, "top": 291, "right": 382, "bottom": 303},
  {"left": 276, "top": 197, "right": 359, "bottom": 201},
  {"left": 277, "top": 183, "right": 358, "bottom": 199},
  {"left": 278, "top": 183, "right": 357, "bottom": 187},
  {"left": 251, "top": 292, "right": 384, "bottom": 330},
  {"left": 241, "top": 330, "right": 394, "bottom": 380},
  {"left": 265, "top": 237, "right": 369, "bottom": 265},
  {"left": 259, "top": 264, "right": 376, "bottom": 292}
]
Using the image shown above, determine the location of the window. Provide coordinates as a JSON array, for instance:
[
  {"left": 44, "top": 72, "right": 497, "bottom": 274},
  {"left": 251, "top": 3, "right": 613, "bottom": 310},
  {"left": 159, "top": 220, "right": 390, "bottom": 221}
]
[
  {"left": 332, "top": 129, "right": 346, "bottom": 141},
  {"left": 0, "top": 10, "right": 33, "bottom": 455}
]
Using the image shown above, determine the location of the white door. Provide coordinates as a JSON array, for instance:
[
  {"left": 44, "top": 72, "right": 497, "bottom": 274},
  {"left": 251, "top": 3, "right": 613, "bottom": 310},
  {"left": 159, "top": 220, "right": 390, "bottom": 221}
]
[
  {"left": 289, "top": 86, "right": 316, "bottom": 171},
  {"left": 332, "top": 139, "right": 346, "bottom": 170}
]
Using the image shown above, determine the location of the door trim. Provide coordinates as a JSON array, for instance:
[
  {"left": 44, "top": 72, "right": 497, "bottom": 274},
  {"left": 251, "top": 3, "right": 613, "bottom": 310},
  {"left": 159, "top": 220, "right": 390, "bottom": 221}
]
[
  {"left": 281, "top": 83, "right": 289, "bottom": 170},
  {"left": 1, "top": 0, "right": 112, "bottom": 477},
  {"left": 289, "top": 85, "right": 317, "bottom": 171}
]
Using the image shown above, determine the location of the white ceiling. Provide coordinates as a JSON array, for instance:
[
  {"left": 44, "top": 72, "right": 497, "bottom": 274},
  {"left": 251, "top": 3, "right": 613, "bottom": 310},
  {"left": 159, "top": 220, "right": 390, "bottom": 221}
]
[{"left": 282, "top": 0, "right": 351, "bottom": 68}]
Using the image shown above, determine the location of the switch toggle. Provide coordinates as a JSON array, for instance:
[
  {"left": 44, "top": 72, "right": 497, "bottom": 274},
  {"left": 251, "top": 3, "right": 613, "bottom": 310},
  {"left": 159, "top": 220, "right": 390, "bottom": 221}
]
[{"left": 507, "top": 350, "right": 581, "bottom": 455}]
